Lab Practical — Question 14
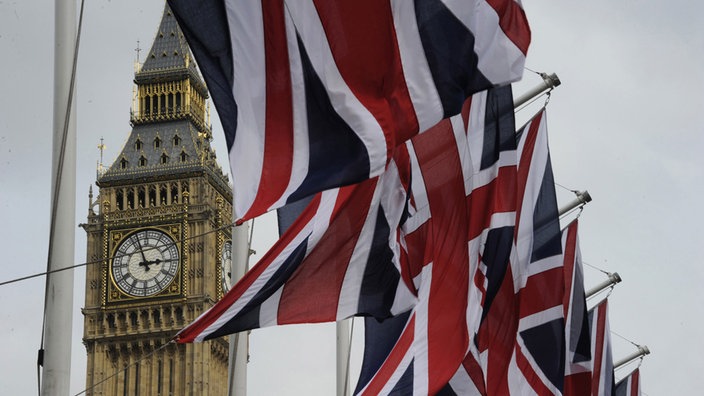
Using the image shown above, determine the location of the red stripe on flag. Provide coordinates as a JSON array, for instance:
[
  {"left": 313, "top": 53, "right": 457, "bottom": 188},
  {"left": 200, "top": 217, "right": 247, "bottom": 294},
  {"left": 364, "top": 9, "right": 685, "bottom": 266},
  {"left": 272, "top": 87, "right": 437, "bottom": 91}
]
[
  {"left": 484, "top": 0, "right": 531, "bottom": 55},
  {"left": 312, "top": 0, "right": 419, "bottom": 150},
  {"left": 518, "top": 267, "right": 564, "bottom": 317},
  {"left": 467, "top": 166, "right": 517, "bottom": 240},
  {"left": 562, "top": 221, "right": 578, "bottom": 318},
  {"left": 462, "top": 353, "right": 487, "bottom": 395},
  {"left": 175, "top": 194, "right": 323, "bottom": 343},
  {"left": 564, "top": 372, "right": 592, "bottom": 396},
  {"left": 515, "top": 343, "right": 554, "bottom": 395},
  {"left": 277, "top": 180, "right": 378, "bottom": 323},
  {"left": 591, "top": 301, "right": 608, "bottom": 393},
  {"left": 413, "top": 118, "right": 471, "bottom": 393},
  {"left": 360, "top": 314, "right": 416, "bottom": 396},
  {"left": 515, "top": 111, "right": 543, "bottom": 239},
  {"left": 243, "top": 1, "right": 294, "bottom": 219},
  {"left": 478, "top": 266, "right": 517, "bottom": 395},
  {"left": 631, "top": 369, "right": 640, "bottom": 396}
]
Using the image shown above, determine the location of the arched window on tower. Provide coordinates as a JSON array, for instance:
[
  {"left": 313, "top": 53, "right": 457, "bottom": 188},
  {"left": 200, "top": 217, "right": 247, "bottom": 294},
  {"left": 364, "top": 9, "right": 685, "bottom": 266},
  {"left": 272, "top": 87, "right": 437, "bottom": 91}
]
[
  {"left": 176, "top": 93, "right": 182, "bottom": 113},
  {"left": 148, "top": 185, "right": 156, "bottom": 207},
  {"left": 171, "top": 184, "right": 179, "bottom": 204},
  {"left": 168, "top": 93, "right": 174, "bottom": 115},
  {"left": 127, "top": 188, "right": 135, "bottom": 209},
  {"left": 139, "top": 156, "right": 147, "bottom": 167},
  {"left": 120, "top": 157, "right": 128, "bottom": 169},
  {"left": 173, "top": 134, "right": 181, "bottom": 147},
  {"left": 160, "top": 93, "right": 166, "bottom": 115},
  {"left": 135, "top": 138, "right": 143, "bottom": 151},
  {"left": 152, "top": 94, "right": 158, "bottom": 115},
  {"left": 138, "top": 187, "right": 146, "bottom": 208},
  {"left": 180, "top": 151, "right": 188, "bottom": 162},
  {"left": 144, "top": 96, "right": 151, "bottom": 116},
  {"left": 116, "top": 190, "right": 124, "bottom": 211},
  {"left": 160, "top": 184, "right": 168, "bottom": 205},
  {"left": 154, "top": 136, "right": 161, "bottom": 149},
  {"left": 161, "top": 153, "right": 169, "bottom": 164}
]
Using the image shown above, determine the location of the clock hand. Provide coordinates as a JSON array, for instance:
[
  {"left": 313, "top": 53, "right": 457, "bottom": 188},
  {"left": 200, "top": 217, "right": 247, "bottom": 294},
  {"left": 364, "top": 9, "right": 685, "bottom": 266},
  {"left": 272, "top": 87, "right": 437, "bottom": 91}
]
[
  {"left": 134, "top": 235, "right": 149, "bottom": 264},
  {"left": 138, "top": 261, "right": 151, "bottom": 272}
]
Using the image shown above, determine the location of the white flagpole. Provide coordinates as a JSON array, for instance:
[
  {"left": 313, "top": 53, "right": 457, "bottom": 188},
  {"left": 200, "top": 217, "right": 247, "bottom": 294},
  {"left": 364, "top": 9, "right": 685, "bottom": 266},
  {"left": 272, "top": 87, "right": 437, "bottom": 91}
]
[
  {"left": 513, "top": 72, "right": 561, "bottom": 109},
  {"left": 337, "top": 320, "right": 351, "bottom": 396},
  {"left": 41, "top": 0, "right": 77, "bottom": 394},
  {"left": 228, "top": 222, "right": 250, "bottom": 395},
  {"left": 586, "top": 272, "right": 622, "bottom": 298},
  {"left": 614, "top": 345, "right": 650, "bottom": 370},
  {"left": 558, "top": 191, "right": 592, "bottom": 217}
]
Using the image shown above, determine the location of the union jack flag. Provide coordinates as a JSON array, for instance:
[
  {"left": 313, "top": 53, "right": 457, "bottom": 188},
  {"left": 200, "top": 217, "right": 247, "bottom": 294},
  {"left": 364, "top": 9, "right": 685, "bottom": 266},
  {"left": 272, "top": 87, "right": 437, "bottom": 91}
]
[
  {"left": 614, "top": 368, "right": 641, "bottom": 396},
  {"left": 562, "top": 220, "right": 592, "bottom": 396},
  {"left": 589, "top": 299, "right": 615, "bottom": 396},
  {"left": 474, "top": 108, "right": 565, "bottom": 395},
  {"left": 167, "top": 0, "right": 531, "bottom": 221},
  {"left": 176, "top": 86, "right": 520, "bottom": 395},
  {"left": 355, "top": 86, "right": 518, "bottom": 395}
]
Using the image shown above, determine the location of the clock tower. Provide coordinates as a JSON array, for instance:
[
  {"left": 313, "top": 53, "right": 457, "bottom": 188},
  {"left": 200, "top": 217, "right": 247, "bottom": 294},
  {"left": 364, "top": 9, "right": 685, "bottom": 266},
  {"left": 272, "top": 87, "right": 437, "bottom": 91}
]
[{"left": 81, "top": 4, "right": 232, "bottom": 395}]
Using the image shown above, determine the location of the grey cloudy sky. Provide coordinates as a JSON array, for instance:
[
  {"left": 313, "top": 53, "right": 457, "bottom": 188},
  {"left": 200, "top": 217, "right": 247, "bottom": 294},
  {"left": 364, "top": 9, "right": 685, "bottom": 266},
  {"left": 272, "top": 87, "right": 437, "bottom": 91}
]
[{"left": 1, "top": 1, "right": 702, "bottom": 395}]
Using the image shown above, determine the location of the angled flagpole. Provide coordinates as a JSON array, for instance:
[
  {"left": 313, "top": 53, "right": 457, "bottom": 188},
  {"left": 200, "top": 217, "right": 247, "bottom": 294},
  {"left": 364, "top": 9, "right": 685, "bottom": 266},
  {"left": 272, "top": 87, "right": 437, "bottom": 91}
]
[
  {"left": 586, "top": 272, "right": 622, "bottom": 298},
  {"left": 40, "top": 0, "right": 78, "bottom": 394},
  {"left": 513, "top": 72, "right": 561, "bottom": 109},
  {"left": 614, "top": 345, "right": 650, "bottom": 370}
]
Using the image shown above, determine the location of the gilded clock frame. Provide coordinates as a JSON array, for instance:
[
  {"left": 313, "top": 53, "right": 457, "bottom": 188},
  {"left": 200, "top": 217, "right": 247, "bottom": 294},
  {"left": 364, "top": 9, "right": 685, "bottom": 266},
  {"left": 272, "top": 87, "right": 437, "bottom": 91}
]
[{"left": 105, "top": 223, "right": 185, "bottom": 305}]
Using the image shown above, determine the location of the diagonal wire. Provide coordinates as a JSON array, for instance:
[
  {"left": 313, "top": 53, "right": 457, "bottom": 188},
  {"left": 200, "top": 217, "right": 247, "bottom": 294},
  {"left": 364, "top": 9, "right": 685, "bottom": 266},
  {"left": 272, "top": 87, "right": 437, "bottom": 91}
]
[{"left": 1, "top": 220, "right": 236, "bottom": 288}]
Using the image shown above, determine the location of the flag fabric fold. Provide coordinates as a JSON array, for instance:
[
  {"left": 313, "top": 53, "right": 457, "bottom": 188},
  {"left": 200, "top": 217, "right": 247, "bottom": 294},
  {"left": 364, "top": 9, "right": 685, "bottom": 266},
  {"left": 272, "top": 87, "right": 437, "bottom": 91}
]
[{"left": 167, "top": 0, "right": 530, "bottom": 221}]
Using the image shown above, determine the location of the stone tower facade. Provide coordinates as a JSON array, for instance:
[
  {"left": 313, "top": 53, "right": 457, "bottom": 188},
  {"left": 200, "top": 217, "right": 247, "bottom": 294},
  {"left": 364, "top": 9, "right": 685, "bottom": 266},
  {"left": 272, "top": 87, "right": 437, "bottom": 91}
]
[{"left": 81, "top": 5, "right": 232, "bottom": 395}]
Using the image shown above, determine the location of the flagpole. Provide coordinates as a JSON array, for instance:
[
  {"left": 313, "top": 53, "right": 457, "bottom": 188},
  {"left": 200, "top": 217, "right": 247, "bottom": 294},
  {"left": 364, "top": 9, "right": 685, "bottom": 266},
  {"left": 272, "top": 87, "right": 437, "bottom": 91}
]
[
  {"left": 337, "top": 320, "right": 351, "bottom": 396},
  {"left": 41, "top": 0, "right": 77, "bottom": 394},
  {"left": 513, "top": 72, "right": 561, "bottom": 109},
  {"left": 614, "top": 345, "right": 650, "bottom": 370},
  {"left": 228, "top": 222, "right": 250, "bottom": 395},
  {"left": 558, "top": 190, "right": 592, "bottom": 216},
  {"left": 586, "top": 272, "right": 622, "bottom": 298}
]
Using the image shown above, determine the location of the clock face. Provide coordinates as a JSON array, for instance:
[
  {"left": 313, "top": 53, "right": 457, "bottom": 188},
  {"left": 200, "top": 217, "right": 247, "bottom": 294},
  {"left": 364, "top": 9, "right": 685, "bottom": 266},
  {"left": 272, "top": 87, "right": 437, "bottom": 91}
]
[
  {"left": 112, "top": 229, "right": 180, "bottom": 297},
  {"left": 221, "top": 240, "right": 232, "bottom": 293}
]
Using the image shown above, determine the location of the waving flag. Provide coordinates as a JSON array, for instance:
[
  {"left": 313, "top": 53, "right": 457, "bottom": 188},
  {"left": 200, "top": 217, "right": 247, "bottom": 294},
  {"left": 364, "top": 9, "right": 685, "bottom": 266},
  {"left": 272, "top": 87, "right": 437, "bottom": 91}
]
[
  {"left": 175, "top": 151, "right": 416, "bottom": 342},
  {"left": 562, "top": 220, "right": 592, "bottom": 396},
  {"left": 167, "top": 0, "right": 530, "bottom": 220},
  {"left": 589, "top": 299, "right": 616, "bottom": 396},
  {"left": 176, "top": 86, "right": 520, "bottom": 395},
  {"left": 355, "top": 86, "right": 518, "bottom": 395},
  {"left": 615, "top": 368, "right": 641, "bottom": 396},
  {"left": 473, "top": 108, "right": 564, "bottom": 394}
]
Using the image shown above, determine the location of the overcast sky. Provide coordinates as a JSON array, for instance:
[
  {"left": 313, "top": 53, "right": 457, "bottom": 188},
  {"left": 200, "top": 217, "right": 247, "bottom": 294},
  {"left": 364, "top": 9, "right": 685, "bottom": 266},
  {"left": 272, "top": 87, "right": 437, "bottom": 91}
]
[{"left": 1, "top": 1, "right": 702, "bottom": 395}]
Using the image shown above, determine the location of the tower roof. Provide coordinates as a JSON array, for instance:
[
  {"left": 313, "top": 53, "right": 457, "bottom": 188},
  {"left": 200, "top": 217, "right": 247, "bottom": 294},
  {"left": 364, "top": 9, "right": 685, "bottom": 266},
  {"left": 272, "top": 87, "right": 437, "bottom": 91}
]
[
  {"left": 98, "top": 3, "right": 229, "bottom": 199},
  {"left": 134, "top": 4, "right": 207, "bottom": 97}
]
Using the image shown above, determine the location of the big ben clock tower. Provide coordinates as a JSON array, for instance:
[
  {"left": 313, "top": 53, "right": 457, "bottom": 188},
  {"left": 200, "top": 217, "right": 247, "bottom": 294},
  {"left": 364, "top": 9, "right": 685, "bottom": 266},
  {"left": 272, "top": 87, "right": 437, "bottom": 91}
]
[{"left": 81, "top": 4, "right": 232, "bottom": 395}]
